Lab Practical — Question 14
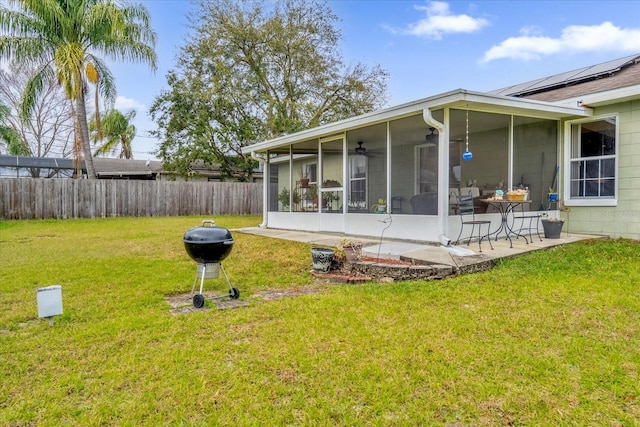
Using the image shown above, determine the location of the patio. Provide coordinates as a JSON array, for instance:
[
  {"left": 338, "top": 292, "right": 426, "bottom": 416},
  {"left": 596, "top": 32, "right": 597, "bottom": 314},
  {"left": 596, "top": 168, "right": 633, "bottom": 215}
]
[{"left": 236, "top": 226, "right": 603, "bottom": 280}]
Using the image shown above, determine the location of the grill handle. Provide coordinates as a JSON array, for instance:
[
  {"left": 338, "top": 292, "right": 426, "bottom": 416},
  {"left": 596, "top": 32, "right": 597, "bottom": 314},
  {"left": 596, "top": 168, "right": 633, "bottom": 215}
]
[
  {"left": 202, "top": 219, "right": 215, "bottom": 227},
  {"left": 223, "top": 240, "right": 234, "bottom": 245}
]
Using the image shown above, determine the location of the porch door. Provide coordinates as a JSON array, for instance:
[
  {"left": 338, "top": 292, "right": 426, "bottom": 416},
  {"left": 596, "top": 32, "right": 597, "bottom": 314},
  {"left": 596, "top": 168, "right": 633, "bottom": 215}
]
[
  {"left": 348, "top": 155, "right": 367, "bottom": 212},
  {"left": 319, "top": 136, "right": 344, "bottom": 213},
  {"left": 415, "top": 143, "right": 438, "bottom": 194}
]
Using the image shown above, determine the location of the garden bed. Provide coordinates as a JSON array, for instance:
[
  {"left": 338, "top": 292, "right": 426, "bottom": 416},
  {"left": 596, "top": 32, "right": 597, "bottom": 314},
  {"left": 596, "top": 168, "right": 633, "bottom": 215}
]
[{"left": 316, "top": 254, "right": 454, "bottom": 283}]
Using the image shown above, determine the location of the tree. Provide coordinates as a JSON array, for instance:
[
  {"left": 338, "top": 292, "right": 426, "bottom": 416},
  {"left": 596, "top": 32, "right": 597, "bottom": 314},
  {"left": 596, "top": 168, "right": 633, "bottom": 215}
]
[
  {"left": 150, "top": 0, "right": 388, "bottom": 181},
  {"left": 0, "top": 0, "right": 157, "bottom": 178},
  {"left": 0, "top": 63, "right": 75, "bottom": 163},
  {"left": 90, "top": 109, "right": 136, "bottom": 159},
  {"left": 0, "top": 101, "right": 26, "bottom": 155}
]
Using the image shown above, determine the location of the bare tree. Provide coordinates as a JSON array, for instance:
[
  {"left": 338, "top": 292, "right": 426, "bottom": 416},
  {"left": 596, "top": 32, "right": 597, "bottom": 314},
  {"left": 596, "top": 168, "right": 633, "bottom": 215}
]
[{"left": 0, "top": 63, "right": 75, "bottom": 165}]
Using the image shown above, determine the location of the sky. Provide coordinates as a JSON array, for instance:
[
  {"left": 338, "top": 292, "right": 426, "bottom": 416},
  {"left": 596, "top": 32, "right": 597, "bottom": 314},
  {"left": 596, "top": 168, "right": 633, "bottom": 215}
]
[{"left": 106, "top": 0, "right": 640, "bottom": 160}]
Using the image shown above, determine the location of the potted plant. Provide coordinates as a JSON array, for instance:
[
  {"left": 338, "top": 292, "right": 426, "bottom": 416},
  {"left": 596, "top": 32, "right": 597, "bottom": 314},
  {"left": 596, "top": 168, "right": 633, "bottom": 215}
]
[
  {"left": 322, "top": 191, "right": 338, "bottom": 209},
  {"left": 310, "top": 247, "right": 335, "bottom": 273},
  {"left": 541, "top": 217, "right": 564, "bottom": 238},
  {"left": 277, "top": 187, "right": 300, "bottom": 210},
  {"left": 322, "top": 179, "right": 341, "bottom": 188},
  {"left": 306, "top": 185, "right": 318, "bottom": 207},
  {"left": 371, "top": 198, "right": 386, "bottom": 213},
  {"left": 338, "top": 238, "right": 362, "bottom": 262},
  {"left": 300, "top": 169, "right": 310, "bottom": 188},
  {"left": 278, "top": 187, "right": 290, "bottom": 210}
]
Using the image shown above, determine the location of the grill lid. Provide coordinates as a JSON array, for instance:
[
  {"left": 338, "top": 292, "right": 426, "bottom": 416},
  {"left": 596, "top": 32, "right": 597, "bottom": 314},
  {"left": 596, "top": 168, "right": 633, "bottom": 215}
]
[
  {"left": 183, "top": 220, "right": 233, "bottom": 244},
  {"left": 183, "top": 220, "right": 234, "bottom": 264}
]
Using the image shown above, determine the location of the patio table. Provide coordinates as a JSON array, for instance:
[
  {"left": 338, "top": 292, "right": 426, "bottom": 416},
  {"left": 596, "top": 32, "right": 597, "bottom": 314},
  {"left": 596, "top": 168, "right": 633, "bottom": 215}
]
[{"left": 480, "top": 199, "right": 532, "bottom": 248}]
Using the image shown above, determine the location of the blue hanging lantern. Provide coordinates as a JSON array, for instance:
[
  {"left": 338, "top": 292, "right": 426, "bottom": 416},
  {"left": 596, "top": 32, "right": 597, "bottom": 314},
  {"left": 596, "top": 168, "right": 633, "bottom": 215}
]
[{"left": 463, "top": 110, "right": 473, "bottom": 161}]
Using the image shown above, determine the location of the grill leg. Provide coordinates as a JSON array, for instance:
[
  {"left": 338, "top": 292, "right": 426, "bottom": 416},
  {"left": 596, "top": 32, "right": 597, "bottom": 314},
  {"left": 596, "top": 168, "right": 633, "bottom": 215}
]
[
  {"left": 220, "top": 265, "right": 240, "bottom": 300},
  {"left": 191, "top": 268, "right": 200, "bottom": 294},
  {"left": 220, "top": 265, "right": 232, "bottom": 290},
  {"left": 198, "top": 265, "right": 207, "bottom": 295}
]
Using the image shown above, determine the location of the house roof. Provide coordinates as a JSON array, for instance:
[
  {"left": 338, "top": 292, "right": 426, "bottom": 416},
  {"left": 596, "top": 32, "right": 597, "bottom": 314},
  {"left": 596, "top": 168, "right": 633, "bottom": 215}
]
[
  {"left": 242, "top": 89, "right": 589, "bottom": 154},
  {"left": 0, "top": 154, "right": 76, "bottom": 170},
  {"left": 0, "top": 155, "right": 263, "bottom": 181},
  {"left": 93, "top": 157, "right": 163, "bottom": 178},
  {"left": 489, "top": 54, "right": 640, "bottom": 102}
]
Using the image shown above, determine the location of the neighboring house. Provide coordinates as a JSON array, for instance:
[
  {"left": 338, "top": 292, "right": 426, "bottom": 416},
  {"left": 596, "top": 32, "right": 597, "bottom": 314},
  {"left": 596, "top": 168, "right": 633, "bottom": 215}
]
[
  {"left": 242, "top": 54, "right": 640, "bottom": 241},
  {"left": 0, "top": 155, "right": 263, "bottom": 182}
]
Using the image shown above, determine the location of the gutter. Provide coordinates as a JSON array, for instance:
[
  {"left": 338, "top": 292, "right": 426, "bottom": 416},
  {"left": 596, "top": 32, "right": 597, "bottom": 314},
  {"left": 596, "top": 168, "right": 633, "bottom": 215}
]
[{"left": 422, "top": 108, "right": 451, "bottom": 247}]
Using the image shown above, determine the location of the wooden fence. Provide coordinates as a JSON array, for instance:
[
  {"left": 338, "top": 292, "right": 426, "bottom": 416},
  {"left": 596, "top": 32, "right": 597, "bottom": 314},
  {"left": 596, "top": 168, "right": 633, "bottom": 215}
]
[{"left": 0, "top": 178, "right": 263, "bottom": 219}]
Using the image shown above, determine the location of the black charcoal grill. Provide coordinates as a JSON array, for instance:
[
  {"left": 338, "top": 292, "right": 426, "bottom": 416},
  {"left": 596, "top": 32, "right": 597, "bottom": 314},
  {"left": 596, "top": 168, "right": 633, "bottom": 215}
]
[{"left": 183, "top": 220, "right": 239, "bottom": 308}]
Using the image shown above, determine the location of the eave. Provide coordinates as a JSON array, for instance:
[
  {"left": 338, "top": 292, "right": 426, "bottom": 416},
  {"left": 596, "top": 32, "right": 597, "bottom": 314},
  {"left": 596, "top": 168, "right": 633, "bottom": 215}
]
[
  {"left": 242, "top": 89, "right": 591, "bottom": 154},
  {"left": 553, "top": 84, "right": 640, "bottom": 108}
]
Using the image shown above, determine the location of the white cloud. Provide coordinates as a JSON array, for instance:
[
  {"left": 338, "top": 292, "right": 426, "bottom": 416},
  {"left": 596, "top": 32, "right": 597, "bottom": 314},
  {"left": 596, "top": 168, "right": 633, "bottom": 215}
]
[
  {"left": 399, "top": 1, "right": 490, "bottom": 40},
  {"left": 114, "top": 95, "right": 146, "bottom": 111},
  {"left": 482, "top": 21, "right": 640, "bottom": 63}
]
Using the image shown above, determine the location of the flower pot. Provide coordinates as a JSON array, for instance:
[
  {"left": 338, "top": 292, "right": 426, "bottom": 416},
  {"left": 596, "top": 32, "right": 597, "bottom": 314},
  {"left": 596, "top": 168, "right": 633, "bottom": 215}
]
[
  {"left": 548, "top": 193, "right": 559, "bottom": 202},
  {"left": 343, "top": 244, "right": 362, "bottom": 262},
  {"left": 300, "top": 178, "right": 310, "bottom": 188},
  {"left": 542, "top": 219, "right": 564, "bottom": 239},
  {"left": 310, "top": 247, "right": 334, "bottom": 273}
]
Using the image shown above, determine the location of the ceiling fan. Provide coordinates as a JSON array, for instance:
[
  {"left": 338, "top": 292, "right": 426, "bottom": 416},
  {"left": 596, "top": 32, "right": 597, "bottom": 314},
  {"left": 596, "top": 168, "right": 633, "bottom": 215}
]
[
  {"left": 424, "top": 127, "right": 438, "bottom": 147},
  {"left": 406, "top": 127, "right": 438, "bottom": 146},
  {"left": 351, "top": 141, "right": 382, "bottom": 158},
  {"left": 354, "top": 141, "right": 367, "bottom": 155}
]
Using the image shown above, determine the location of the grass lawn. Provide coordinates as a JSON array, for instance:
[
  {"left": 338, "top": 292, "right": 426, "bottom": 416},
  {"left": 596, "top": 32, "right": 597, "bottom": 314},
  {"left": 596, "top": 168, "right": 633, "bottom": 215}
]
[{"left": 1, "top": 216, "right": 639, "bottom": 426}]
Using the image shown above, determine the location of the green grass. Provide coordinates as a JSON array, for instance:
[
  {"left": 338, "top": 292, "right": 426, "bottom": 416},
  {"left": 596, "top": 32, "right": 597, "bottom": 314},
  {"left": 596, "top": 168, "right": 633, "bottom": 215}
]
[{"left": 1, "top": 216, "right": 639, "bottom": 425}]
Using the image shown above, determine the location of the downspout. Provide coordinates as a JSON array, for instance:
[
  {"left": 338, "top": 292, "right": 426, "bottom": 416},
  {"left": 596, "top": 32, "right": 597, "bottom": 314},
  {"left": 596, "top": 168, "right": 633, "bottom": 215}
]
[
  {"left": 251, "top": 151, "right": 268, "bottom": 228},
  {"left": 422, "top": 108, "right": 451, "bottom": 246}
]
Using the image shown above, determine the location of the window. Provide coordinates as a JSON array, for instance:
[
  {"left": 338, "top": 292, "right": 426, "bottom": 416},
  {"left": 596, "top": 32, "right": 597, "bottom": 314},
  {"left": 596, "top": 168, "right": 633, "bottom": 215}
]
[
  {"left": 567, "top": 117, "right": 617, "bottom": 204},
  {"left": 348, "top": 155, "right": 367, "bottom": 211},
  {"left": 303, "top": 162, "right": 317, "bottom": 185}
]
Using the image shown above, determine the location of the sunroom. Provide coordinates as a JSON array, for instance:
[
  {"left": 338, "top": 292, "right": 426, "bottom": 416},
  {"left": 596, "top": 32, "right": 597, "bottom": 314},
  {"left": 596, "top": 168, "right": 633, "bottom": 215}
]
[{"left": 243, "top": 89, "right": 590, "bottom": 244}]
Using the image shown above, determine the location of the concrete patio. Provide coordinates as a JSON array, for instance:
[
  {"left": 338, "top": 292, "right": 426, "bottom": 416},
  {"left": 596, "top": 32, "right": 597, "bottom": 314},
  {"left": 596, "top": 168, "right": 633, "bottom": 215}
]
[{"left": 235, "top": 226, "right": 603, "bottom": 278}]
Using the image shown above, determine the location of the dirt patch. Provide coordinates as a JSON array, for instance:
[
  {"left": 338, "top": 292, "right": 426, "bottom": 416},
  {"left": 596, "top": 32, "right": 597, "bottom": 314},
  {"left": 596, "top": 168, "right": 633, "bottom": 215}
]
[
  {"left": 252, "top": 285, "right": 326, "bottom": 300},
  {"left": 166, "top": 286, "right": 328, "bottom": 314},
  {"left": 165, "top": 291, "right": 248, "bottom": 315}
]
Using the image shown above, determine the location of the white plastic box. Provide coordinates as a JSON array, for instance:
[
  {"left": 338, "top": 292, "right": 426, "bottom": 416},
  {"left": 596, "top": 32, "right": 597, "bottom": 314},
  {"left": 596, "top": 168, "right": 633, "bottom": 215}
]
[{"left": 36, "top": 285, "right": 63, "bottom": 318}]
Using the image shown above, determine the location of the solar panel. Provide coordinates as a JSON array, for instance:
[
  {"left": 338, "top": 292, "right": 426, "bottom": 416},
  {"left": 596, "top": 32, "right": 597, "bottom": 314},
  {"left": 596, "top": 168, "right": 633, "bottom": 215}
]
[{"left": 489, "top": 54, "right": 640, "bottom": 96}]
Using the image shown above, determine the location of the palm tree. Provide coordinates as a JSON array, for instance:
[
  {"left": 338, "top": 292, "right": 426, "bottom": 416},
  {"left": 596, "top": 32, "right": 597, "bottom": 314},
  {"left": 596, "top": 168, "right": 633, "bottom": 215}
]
[
  {"left": 0, "top": 102, "right": 27, "bottom": 155},
  {"left": 90, "top": 109, "right": 136, "bottom": 159},
  {"left": 0, "top": 0, "right": 156, "bottom": 178}
]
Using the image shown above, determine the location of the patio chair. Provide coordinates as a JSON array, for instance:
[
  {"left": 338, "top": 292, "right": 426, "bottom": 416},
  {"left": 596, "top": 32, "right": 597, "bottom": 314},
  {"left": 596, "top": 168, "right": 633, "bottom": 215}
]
[
  {"left": 454, "top": 193, "right": 494, "bottom": 252},
  {"left": 511, "top": 204, "right": 543, "bottom": 242}
]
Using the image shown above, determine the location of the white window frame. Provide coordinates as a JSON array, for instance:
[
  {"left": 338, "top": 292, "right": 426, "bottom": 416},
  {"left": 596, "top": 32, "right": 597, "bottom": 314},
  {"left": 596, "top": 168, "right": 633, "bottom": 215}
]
[{"left": 563, "top": 114, "right": 618, "bottom": 207}]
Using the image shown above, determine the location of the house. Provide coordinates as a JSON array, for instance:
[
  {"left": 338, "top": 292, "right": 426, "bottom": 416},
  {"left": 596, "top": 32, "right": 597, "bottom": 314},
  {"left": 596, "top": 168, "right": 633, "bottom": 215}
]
[{"left": 242, "top": 54, "right": 640, "bottom": 242}]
